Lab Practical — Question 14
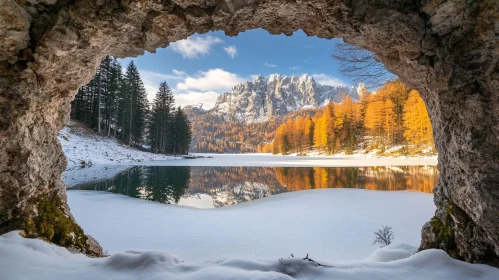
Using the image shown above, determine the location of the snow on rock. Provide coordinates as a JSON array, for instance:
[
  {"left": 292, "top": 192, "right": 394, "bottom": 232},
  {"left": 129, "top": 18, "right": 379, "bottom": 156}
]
[
  {"left": 211, "top": 74, "right": 360, "bottom": 122},
  {"left": 58, "top": 121, "right": 178, "bottom": 168},
  {"left": 2, "top": 230, "right": 498, "bottom": 280}
]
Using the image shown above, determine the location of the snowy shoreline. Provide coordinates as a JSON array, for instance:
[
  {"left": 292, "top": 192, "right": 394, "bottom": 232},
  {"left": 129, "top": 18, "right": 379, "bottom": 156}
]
[
  {"left": 58, "top": 122, "right": 180, "bottom": 169},
  {"left": 136, "top": 153, "right": 437, "bottom": 167}
]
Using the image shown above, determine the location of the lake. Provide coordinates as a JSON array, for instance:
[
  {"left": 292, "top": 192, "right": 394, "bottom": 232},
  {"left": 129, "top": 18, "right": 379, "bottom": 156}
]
[
  {"left": 68, "top": 165, "right": 438, "bottom": 209},
  {"left": 64, "top": 155, "right": 438, "bottom": 261}
]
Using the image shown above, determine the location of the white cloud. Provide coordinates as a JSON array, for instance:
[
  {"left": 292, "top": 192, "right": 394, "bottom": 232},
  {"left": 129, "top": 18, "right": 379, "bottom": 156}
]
[
  {"left": 264, "top": 63, "right": 277, "bottom": 68},
  {"left": 138, "top": 69, "right": 185, "bottom": 102},
  {"left": 176, "top": 68, "right": 247, "bottom": 92},
  {"left": 311, "top": 74, "right": 346, "bottom": 87},
  {"left": 169, "top": 36, "right": 223, "bottom": 59},
  {"left": 175, "top": 91, "right": 221, "bottom": 109},
  {"left": 140, "top": 70, "right": 184, "bottom": 80},
  {"left": 250, "top": 74, "right": 260, "bottom": 81},
  {"left": 137, "top": 68, "right": 250, "bottom": 109},
  {"left": 289, "top": 66, "right": 301, "bottom": 70},
  {"left": 223, "top": 46, "right": 237, "bottom": 59},
  {"left": 172, "top": 69, "right": 186, "bottom": 76},
  {"left": 142, "top": 79, "right": 159, "bottom": 102},
  {"left": 174, "top": 68, "right": 250, "bottom": 109}
]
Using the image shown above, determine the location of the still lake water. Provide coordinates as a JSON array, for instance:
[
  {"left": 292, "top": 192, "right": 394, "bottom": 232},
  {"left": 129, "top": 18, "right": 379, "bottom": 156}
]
[{"left": 68, "top": 165, "right": 438, "bottom": 209}]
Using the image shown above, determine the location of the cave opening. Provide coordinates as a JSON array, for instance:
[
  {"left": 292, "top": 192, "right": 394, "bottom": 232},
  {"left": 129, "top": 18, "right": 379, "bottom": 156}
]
[{"left": 1, "top": 0, "right": 498, "bottom": 267}]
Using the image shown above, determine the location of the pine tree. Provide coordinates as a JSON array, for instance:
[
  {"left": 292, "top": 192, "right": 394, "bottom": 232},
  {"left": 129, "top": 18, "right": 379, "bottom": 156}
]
[
  {"left": 149, "top": 81, "right": 175, "bottom": 153},
  {"left": 71, "top": 57, "right": 192, "bottom": 154},
  {"left": 122, "top": 61, "right": 149, "bottom": 146},
  {"left": 172, "top": 107, "right": 192, "bottom": 155}
]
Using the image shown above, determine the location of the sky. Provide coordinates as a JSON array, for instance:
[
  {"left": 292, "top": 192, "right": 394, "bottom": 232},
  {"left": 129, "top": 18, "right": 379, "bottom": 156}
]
[{"left": 118, "top": 29, "right": 366, "bottom": 109}]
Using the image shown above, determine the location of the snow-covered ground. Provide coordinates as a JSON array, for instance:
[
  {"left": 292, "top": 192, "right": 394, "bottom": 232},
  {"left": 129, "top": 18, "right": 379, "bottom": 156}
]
[
  {"left": 2, "top": 232, "right": 498, "bottom": 280},
  {"left": 58, "top": 121, "right": 178, "bottom": 168},
  {"left": 137, "top": 153, "right": 437, "bottom": 167},
  {"left": 2, "top": 189, "right": 498, "bottom": 280},
  {"left": 68, "top": 189, "right": 435, "bottom": 261}
]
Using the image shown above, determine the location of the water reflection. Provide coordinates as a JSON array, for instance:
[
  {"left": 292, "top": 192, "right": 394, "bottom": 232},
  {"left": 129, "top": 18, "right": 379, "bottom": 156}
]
[
  {"left": 69, "top": 166, "right": 438, "bottom": 208},
  {"left": 73, "top": 166, "right": 190, "bottom": 204}
]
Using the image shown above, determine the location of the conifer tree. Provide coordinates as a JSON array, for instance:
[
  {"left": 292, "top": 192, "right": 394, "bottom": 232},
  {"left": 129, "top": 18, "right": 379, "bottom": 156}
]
[
  {"left": 122, "top": 61, "right": 149, "bottom": 146},
  {"left": 71, "top": 58, "right": 192, "bottom": 154},
  {"left": 149, "top": 81, "right": 175, "bottom": 153},
  {"left": 269, "top": 80, "right": 434, "bottom": 156},
  {"left": 172, "top": 107, "right": 192, "bottom": 155}
]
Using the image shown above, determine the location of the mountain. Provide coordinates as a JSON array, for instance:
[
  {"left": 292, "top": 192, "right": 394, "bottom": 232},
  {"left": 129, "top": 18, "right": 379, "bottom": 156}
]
[
  {"left": 184, "top": 74, "right": 363, "bottom": 153},
  {"left": 210, "top": 74, "right": 360, "bottom": 122}
]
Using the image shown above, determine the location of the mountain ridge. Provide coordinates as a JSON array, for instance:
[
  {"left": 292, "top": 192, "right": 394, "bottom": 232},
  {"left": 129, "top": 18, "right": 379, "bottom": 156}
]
[{"left": 187, "top": 73, "right": 364, "bottom": 122}]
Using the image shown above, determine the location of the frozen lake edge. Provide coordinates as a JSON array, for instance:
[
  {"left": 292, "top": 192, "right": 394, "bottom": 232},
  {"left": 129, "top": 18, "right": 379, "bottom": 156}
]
[{"left": 134, "top": 153, "right": 438, "bottom": 167}]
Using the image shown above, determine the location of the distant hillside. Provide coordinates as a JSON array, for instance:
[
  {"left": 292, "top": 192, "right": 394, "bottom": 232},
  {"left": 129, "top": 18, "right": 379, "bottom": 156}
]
[
  {"left": 185, "top": 73, "right": 363, "bottom": 153},
  {"left": 185, "top": 106, "right": 319, "bottom": 153}
]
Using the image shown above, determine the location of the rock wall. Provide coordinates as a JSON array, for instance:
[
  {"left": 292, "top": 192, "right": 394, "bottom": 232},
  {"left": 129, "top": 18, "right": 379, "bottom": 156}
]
[{"left": 0, "top": 0, "right": 497, "bottom": 264}]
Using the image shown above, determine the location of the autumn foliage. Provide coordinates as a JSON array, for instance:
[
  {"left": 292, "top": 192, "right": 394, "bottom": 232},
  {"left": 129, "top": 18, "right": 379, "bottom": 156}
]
[
  {"left": 271, "top": 80, "right": 434, "bottom": 155},
  {"left": 187, "top": 108, "right": 318, "bottom": 153}
]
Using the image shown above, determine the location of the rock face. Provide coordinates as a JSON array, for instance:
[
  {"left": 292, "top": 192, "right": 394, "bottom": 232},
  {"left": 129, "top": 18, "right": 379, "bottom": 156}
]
[
  {"left": 211, "top": 74, "right": 359, "bottom": 122},
  {"left": 0, "top": 0, "right": 498, "bottom": 265}
]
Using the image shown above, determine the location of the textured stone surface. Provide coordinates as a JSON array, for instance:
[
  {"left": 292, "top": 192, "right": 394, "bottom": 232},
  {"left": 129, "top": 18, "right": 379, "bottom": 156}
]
[{"left": 0, "top": 0, "right": 498, "bottom": 264}]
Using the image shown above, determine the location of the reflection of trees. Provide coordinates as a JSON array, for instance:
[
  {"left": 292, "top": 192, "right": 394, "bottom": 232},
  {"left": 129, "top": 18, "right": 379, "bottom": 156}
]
[
  {"left": 72, "top": 166, "right": 190, "bottom": 204},
  {"left": 273, "top": 166, "right": 437, "bottom": 193},
  {"left": 71, "top": 165, "right": 437, "bottom": 208},
  {"left": 144, "top": 166, "right": 191, "bottom": 203}
]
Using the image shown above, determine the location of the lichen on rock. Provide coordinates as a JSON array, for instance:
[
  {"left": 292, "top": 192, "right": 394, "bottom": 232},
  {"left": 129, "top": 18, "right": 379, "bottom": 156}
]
[
  {"left": 22, "top": 193, "right": 102, "bottom": 257},
  {"left": 421, "top": 201, "right": 499, "bottom": 266}
]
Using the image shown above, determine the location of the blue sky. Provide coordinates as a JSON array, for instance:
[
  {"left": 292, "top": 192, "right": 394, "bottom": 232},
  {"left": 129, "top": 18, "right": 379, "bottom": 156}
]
[{"left": 118, "top": 29, "right": 368, "bottom": 109}]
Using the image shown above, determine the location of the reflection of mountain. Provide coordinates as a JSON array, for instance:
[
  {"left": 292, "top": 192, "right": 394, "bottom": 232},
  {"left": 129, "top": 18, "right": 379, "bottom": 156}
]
[
  {"left": 187, "top": 167, "right": 287, "bottom": 207},
  {"left": 68, "top": 166, "right": 437, "bottom": 208}
]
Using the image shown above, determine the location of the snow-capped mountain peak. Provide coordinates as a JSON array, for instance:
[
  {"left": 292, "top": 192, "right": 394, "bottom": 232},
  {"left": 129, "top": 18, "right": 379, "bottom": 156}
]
[{"left": 210, "top": 73, "right": 360, "bottom": 122}]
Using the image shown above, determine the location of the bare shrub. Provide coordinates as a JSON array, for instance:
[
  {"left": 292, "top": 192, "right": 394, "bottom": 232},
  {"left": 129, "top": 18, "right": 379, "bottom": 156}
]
[{"left": 373, "top": 225, "right": 394, "bottom": 247}]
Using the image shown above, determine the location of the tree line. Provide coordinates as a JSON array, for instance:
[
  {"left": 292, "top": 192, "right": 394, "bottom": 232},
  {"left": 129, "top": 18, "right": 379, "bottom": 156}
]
[
  {"left": 70, "top": 56, "right": 192, "bottom": 155},
  {"left": 187, "top": 107, "right": 318, "bottom": 153},
  {"left": 270, "top": 80, "right": 434, "bottom": 156}
]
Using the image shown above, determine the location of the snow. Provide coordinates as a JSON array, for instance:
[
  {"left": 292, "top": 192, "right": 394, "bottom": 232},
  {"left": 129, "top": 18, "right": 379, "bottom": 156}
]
[
  {"left": 137, "top": 153, "right": 437, "bottom": 167},
  {"left": 67, "top": 189, "right": 435, "bottom": 261},
  {"left": 178, "top": 194, "right": 216, "bottom": 209},
  {"left": 2, "top": 189, "right": 499, "bottom": 279},
  {"left": 210, "top": 73, "right": 358, "bottom": 122},
  {"left": 62, "top": 164, "right": 132, "bottom": 187},
  {"left": 58, "top": 121, "right": 178, "bottom": 168}
]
